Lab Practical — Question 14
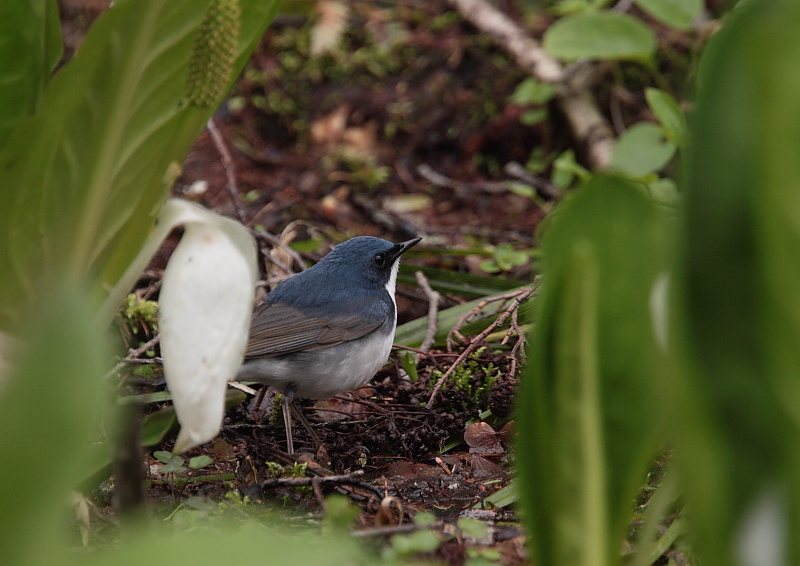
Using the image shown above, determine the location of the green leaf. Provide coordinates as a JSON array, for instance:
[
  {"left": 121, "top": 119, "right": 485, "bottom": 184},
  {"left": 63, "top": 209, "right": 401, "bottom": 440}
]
[
  {"left": 551, "top": 150, "right": 589, "bottom": 189},
  {"left": 139, "top": 408, "right": 178, "bottom": 447},
  {"left": 189, "top": 455, "right": 214, "bottom": 469},
  {"left": 645, "top": 88, "right": 688, "bottom": 147},
  {"left": 510, "top": 78, "right": 557, "bottom": 106},
  {"left": 610, "top": 122, "right": 676, "bottom": 177},
  {"left": 399, "top": 350, "right": 419, "bottom": 382},
  {"left": 322, "top": 495, "right": 360, "bottom": 533},
  {"left": 391, "top": 530, "right": 442, "bottom": 555},
  {"left": 634, "top": 0, "right": 702, "bottom": 30},
  {"left": 492, "top": 243, "right": 529, "bottom": 271},
  {"left": 77, "top": 520, "right": 368, "bottom": 566},
  {"left": 457, "top": 517, "right": 489, "bottom": 539},
  {"left": 154, "top": 450, "right": 178, "bottom": 464},
  {"left": 0, "top": 0, "right": 281, "bottom": 330},
  {"left": 477, "top": 482, "right": 517, "bottom": 509},
  {"left": 543, "top": 12, "right": 656, "bottom": 61},
  {"left": 520, "top": 108, "right": 548, "bottom": 126},
  {"left": 517, "top": 176, "right": 670, "bottom": 566},
  {"left": 159, "top": 461, "right": 188, "bottom": 474},
  {"left": 413, "top": 511, "right": 437, "bottom": 526},
  {"left": 678, "top": 2, "right": 800, "bottom": 563},
  {"left": 0, "top": 288, "right": 107, "bottom": 566},
  {"left": 0, "top": 0, "right": 62, "bottom": 146}
]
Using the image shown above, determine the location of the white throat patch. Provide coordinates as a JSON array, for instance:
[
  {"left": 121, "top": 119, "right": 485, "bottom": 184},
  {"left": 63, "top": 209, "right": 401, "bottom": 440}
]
[{"left": 386, "top": 260, "right": 399, "bottom": 318}]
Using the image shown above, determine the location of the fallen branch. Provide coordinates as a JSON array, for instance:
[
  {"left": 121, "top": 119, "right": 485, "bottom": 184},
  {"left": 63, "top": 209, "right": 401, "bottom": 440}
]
[
  {"left": 252, "top": 469, "right": 384, "bottom": 502},
  {"left": 415, "top": 271, "right": 441, "bottom": 355},
  {"left": 446, "top": 0, "right": 615, "bottom": 169},
  {"left": 258, "top": 470, "right": 364, "bottom": 489}
]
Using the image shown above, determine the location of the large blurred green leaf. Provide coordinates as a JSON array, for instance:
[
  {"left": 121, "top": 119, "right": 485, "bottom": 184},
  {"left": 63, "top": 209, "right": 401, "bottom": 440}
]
[
  {"left": 517, "top": 176, "right": 670, "bottom": 566},
  {"left": 634, "top": 0, "right": 701, "bottom": 30},
  {"left": 74, "top": 520, "right": 368, "bottom": 566},
  {"left": 0, "top": 0, "right": 280, "bottom": 330},
  {"left": 677, "top": 1, "right": 800, "bottom": 563},
  {"left": 0, "top": 288, "right": 107, "bottom": 566},
  {"left": 543, "top": 12, "right": 656, "bottom": 61},
  {"left": 0, "top": 0, "right": 62, "bottom": 146}
]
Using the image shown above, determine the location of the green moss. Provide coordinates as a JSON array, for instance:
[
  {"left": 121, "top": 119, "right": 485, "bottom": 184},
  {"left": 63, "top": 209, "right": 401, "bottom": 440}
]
[
  {"left": 122, "top": 293, "right": 158, "bottom": 335},
  {"left": 430, "top": 347, "right": 501, "bottom": 405}
]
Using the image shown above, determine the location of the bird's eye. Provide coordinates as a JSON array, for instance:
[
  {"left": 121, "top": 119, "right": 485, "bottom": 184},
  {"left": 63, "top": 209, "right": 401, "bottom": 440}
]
[{"left": 373, "top": 253, "right": 387, "bottom": 268}]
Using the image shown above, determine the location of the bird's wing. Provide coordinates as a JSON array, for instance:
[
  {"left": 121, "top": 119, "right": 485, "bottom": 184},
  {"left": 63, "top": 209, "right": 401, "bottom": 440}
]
[{"left": 244, "top": 296, "right": 392, "bottom": 358}]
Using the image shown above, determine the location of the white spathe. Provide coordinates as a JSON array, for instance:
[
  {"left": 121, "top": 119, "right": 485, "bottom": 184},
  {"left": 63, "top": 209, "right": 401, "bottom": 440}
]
[{"left": 157, "top": 199, "right": 257, "bottom": 452}]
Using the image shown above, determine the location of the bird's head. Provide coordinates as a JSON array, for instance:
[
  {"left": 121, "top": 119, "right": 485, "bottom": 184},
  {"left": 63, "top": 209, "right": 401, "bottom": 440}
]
[{"left": 319, "top": 236, "right": 422, "bottom": 290}]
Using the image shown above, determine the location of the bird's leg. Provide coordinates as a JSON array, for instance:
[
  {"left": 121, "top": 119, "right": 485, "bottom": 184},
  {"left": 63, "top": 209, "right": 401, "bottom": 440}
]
[
  {"left": 290, "top": 402, "right": 321, "bottom": 448},
  {"left": 281, "top": 389, "right": 295, "bottom": 455}
]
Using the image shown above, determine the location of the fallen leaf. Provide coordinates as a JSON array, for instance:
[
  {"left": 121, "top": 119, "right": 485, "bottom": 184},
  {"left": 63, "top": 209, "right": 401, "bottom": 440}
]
[{"left": 464, "top": 421, "right": 503, "bottom": 455}]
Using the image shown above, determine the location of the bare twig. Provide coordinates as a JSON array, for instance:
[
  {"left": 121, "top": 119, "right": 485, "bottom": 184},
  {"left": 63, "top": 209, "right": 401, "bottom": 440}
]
[
  {"left": 503, "top": 162, "right": 560, "bottom": 200},
  {"left": 417, "top": 163, "right": 509, "bottom": 194},
  {"left": 228, "top": 381, "right": 258, "bottom": 395},
  {"left": 206, "top": 118, "right": 247, "bottom": 224},
  {"left": 447, "top": 288, "right": 532, "bottom": 351},
  {"left": 253, "top": 470, "right": 383, "bottom": 502},
  {"left": 505, "top": 307, "right": 526, "bottom": 378},
  {"left": 258, "top": 470, "right": 364, "bottom": 489},
  {"left": 105, "top": 334, "right": 161, "bottom": 380},
  {"left": 252, "top": 229, "right": 308, "bottom": 271},
  {"left": 446, "top": 0, "right": 615, "bottom": 169},
  {"left": 349, "top": 193, "right": 420, "bottom": 241},
  {"left": 414, "top": 271, "right": 440, "bottom": 354},
  {"left": 352, "top": 522, "right": 429, "bottom": 538},
  {"left": 427, "top": 287, "right": 533, "bottom": 409}
]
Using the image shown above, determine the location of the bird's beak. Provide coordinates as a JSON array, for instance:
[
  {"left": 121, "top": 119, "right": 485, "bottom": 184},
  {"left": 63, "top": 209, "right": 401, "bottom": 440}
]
[{"left": 390, "top": 237, "right": 422, "bottom": 262}]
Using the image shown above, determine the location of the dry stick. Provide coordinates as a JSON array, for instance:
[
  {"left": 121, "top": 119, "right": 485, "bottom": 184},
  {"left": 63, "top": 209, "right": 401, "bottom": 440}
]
[
  {"left": 256, "top": 470, "right": 377, "bottom": 497},
  {"left": 427, "top": 287, "right": 533, "bottom": 409},
  {"left": 446, "top": 0, "right": 615, "bottom": 169},
  {"left": 207, "top": 118, "right": 247, "bottom": 224},
  {"left": 417, "top": 163, "right": 510, "bottom": 194},
  {"left": 252, "top": 229, "right": 307, "bottom": 271},
  {"left": 447, "top": 288, "right": 530, "bottom": 351},
  {"left": 352, "top": 522, "right": 430, "bottom": 538},
  {"left": 414, "top": 271, "right": 441, "bottom": 354},
  {"left": 105, "top": 334, "right": 161, "bottom": 380}
]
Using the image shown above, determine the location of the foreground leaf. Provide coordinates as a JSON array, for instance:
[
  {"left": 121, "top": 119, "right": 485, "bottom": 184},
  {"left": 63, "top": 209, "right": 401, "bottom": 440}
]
[
  {"left": 517, "top": 176, "right": 670, "bottom": 566},
  {"left": 0, "top": 0, "right": 280, "bottom": 330},
  {"left": 677, "top": 1, "right": 800, "bottom": 563},
  {"left": 0, "top": 288, "right": 107, "bottom": 566},
  {"left": 0, "top": 0, "right": 62, "bottom": 145}
]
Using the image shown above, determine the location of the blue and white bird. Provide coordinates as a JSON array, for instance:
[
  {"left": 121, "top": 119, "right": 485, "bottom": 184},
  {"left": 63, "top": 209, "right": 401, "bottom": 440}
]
[{"left": 236, "top": 235, "right": 421, "bottom": 454}]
